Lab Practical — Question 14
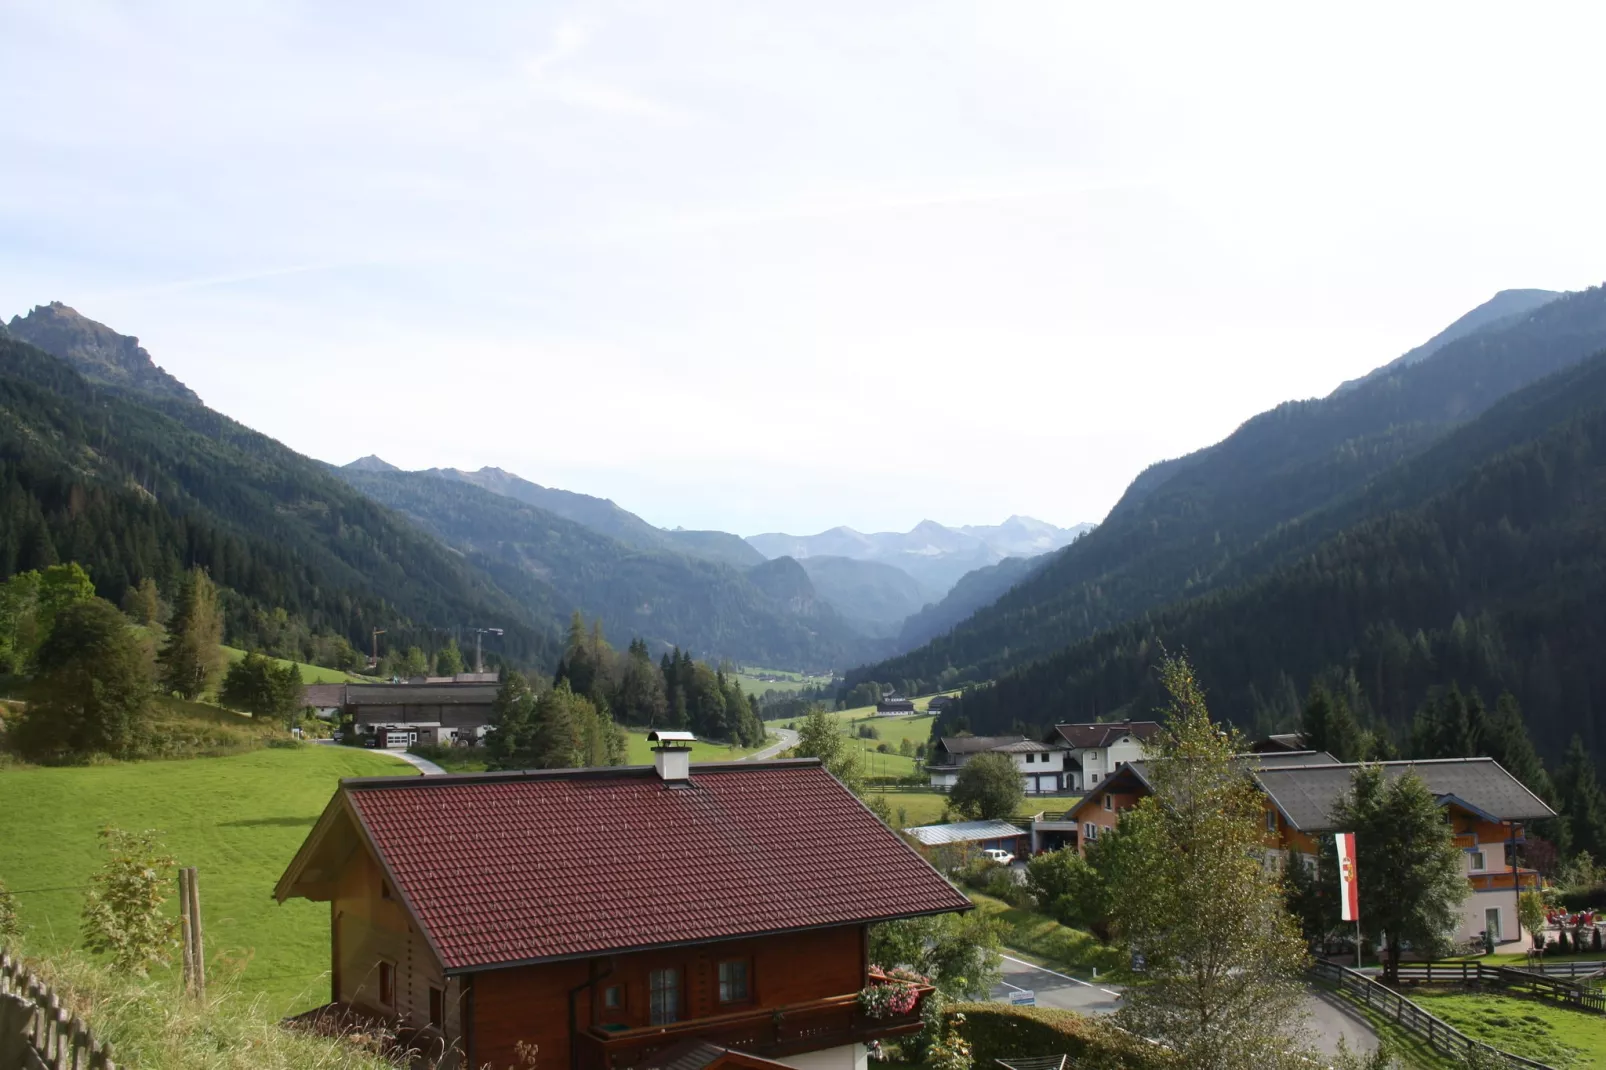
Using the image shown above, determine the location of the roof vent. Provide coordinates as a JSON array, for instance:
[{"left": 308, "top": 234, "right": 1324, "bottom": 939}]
[{"left": 648, "top": 730, "right": 695, "bottom": 783}]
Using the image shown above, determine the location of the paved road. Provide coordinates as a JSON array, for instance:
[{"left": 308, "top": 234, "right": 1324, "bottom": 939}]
[
  {"left": 990, "top": 954, "right": 1376, "bottom": 1055},
  {"left": 748, "top": 727, "right": 798, "bottom": 761},
  {"left": 313, "top": 738, "right": 446, "bottom": 775}
]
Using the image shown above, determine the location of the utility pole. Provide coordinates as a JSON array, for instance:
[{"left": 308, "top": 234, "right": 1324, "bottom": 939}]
[
  {"left": 471, "top": 627, "right": 504, "bottom": 674},
  {"left": 370, "top": 628, "right": 386, "bottom": 669}
]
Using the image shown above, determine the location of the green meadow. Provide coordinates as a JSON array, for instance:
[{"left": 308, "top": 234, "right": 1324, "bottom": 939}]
[{"left": 0, "top": 745, "right": 406, "bottom": 1016}]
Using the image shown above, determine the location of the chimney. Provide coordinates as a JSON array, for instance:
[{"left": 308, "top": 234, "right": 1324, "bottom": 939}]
[{"left": 648, "top": 730, "right": 695, "bottom": 783}]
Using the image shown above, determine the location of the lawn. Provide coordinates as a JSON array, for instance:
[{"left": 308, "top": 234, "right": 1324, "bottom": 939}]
[
  {"left": 0, "top": 745, "right": 408, "bottom": 1016},
  {"left": 409, "top": 728, "right": 769, "bottom": 774},
  {"left": 731, "top": 666, "right": 833, "bottom": 695},
  {"left": 220, "top": 644, "right": 371, "bottom": 684},
  {"left": 1412, "top": 990, "right": 1606, "bottom": 1069},
  {"left": 967, "top": 892, "right": 1125, "bottom": 978}
]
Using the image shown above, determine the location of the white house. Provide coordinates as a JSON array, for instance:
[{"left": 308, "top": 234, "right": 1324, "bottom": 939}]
[
  {"left": 926, "top": 736, "right": 1063, "bottom": 794},
  {"left": 1045, "top": 720, "right": 1162, "bottom": 792}
]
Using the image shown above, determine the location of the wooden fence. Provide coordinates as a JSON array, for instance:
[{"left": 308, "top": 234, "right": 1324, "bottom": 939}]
[
  {"left": 1311, "top": 960, "right": 1550, "bottom": 1070},
  {"left": 1386, "top": 960, "right": 1606, "bottom": 1013},
  {"left": 0, "top": 948, "right": 117, "bottom": 1070}
]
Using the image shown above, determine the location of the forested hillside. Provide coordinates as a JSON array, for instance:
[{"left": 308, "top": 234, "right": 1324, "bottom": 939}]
[
  {"left": 943, "top": 344, "right": 1606, "bottom": 762},
  {"left": 333, "top": 467, "right": 872, "bottom": 669},
  {"left": 435, "top": 465, "right": 764, "bottom": 568},
  {"left": 851, "top": 285, "right": 1606, "bottom": 695},
  {"left": 0, "top": 333, "right": 561, "bottom": 666}
]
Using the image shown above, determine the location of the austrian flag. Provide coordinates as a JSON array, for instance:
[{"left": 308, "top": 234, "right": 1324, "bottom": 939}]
[{"left": 1335, "top": 831, "right": 1360, "bottom": 922}]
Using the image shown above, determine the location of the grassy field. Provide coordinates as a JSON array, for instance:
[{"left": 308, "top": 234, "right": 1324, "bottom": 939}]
[
  {"left": 967, "top": 892, "right": 1126, "bottom": 978},
  {"left": 413, "top": 728, "right": 770, "bottom": 774},
  {"left": 220, "top": 644, "right": 371, "bottom": 684},
  {"left": 0, "top": 745, "right": 408, "bottom": 1016},
  {"left": 732, "top": 666, "right": 833, "bottom": 696},
  {"left": 1412, "top": 989, "right": 1606, "bottom": 1068}
]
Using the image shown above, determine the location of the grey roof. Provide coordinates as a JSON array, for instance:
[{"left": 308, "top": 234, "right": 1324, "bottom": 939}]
[
  {"left": 940, "top": 735, "right": 1029, "bottom": 755},
  {"left": 1241, "top": 750, "right": 1341, "bottom": 769},
  {"left": 1049, "top": 720, "right": 1164, "bottom": 749},
  {"left": 301, "top": 683, "right": 347, "bottom": 707},
  {"left": 994, "top": 739, "right": 1055, "bottom": 754},
  {"left": 1257, "top": 758, "right": 1556, "bottom": 831},
  {"left": 903, "top": 819, "right": 1027, "bottom": 846},
  {"left": 343, "top": 683, "right": 499, "bottom": 706}
]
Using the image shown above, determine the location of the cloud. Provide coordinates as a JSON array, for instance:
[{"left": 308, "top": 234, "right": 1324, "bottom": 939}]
[{"left": 520, "top": 18, "right": 696, "bottom": 125}]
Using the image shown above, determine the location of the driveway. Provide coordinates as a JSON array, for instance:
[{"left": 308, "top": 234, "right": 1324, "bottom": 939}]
[
  {"left": 312, "top": 738, "right": 446, "bottom": 775},
  {"left": 990, "top": 953, "right": 1377, "bottom": 1055},
  {"left": 748, "top": 727, "right": 798, "bottom": 761}
]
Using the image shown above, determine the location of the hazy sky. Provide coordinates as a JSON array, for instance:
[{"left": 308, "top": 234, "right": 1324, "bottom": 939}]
[{"left": 4, "top": 2, "right": 1604, "bottom": 536}]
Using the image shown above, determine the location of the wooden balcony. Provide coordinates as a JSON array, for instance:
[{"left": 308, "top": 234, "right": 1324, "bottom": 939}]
[{"left": 573, "top": 985, "right": 933, "bottom": 1070}]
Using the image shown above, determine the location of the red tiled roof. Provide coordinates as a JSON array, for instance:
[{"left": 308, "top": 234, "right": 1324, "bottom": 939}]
[
  {"left": 1050, "top": 720, "right": 1163, "bottom": 749},
  {"left": 339, "top": 761, "right": 970, "bottom": 972}
]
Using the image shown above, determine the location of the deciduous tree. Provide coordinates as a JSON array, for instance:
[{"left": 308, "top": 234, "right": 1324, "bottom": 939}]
[
  {"left": 80, "top": 827, "right": 177, "bottom": 976},
  {"left": 435, "top": 639, "right": 465, "bottom": 676},
  {"left": 1331, "top": 765, "right": 1467, "bottom": 982},
  {"left": 1112, "top": 654, "right": 1311, "bottom": 1069},
  {"left": 949, "top": 752, "right": 1024, "bottom": 821},
  {"left": 17, "top": 598, "right": 153, "bottom": 760},
  {"left": 219, "top": 651, "right": 304, "bottom": 725},
  {"left": 793, "top": 707, "right": 862, "bottom": 791}
]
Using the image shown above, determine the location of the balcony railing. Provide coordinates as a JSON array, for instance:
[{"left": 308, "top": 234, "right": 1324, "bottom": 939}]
[{"left": 573, "top": 984, "right": 933, "bottom": 1070}]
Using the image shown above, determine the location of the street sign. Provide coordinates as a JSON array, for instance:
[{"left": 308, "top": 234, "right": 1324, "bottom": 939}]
[
  {"left": 1009, "top": 990, "right": 1035, "bottom": 1006},
  {"left": 1130, "top": 952, "right": 1147, "bottom": 973}
]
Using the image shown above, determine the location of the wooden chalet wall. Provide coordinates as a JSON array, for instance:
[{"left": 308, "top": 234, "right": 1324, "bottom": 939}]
[{"left": 469, "top": 924, "right": 867, "bottom": 1070}]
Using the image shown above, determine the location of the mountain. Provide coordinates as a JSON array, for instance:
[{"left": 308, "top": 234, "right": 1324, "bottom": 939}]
[
  {"left": 333, "top": 467, "right": 874, "bottom": 670},
  {"left": 0, "top": 329, "right": 561, "bottom": 667},
  {"left": 345, "top": 454, "right": 400, "bottom": 473},
  {"left": 958, "top": 516, "right": 1094, "bottom": 556},
  {"left": 894, "top": 553, "right": 1049, "bottom": 654},
  {"left": 432, "top": 466, "right": 764, "bottom": 569},
  {"left": 746, "top": 517, "right": 1088, "bottom": 595},
  {"left": 7, "top": 302, "right": 200, "bottom": 403},
  {"left": 943, "top": 342, "right": 1606, "bottom": 762},
  {"left": 1333, "top": 289, "right": 1561, "bottom": 394},
  {"left": 793, "top": 556, "right": 937, "bottom": 639},
  {"left": 849, "top": 285, "right": 1606, "bottom": 697}
]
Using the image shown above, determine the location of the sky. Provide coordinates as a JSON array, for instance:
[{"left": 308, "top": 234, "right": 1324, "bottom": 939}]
[{"left": 3, "top": 1, "right": 1605, "bottom": 537}]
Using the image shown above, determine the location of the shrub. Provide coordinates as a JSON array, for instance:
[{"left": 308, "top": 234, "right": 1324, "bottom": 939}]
[
  {"left": 80, "top": 827, "right": 177, "bottom": 976},
  {"left": 1555, "top": 883, "right": 1606, "bottom": 912},
  {"left": 945, "top": 1003, "right": 1171, "bottom": 1070}
]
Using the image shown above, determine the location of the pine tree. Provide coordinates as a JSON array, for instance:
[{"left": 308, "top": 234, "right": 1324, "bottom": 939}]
[
  {"left": 435, "top": 638, "right": 464, "bottom": 676},
  {"left": 1556, "top": 735, "right": 1606, "bottom": 861},
  {"left": 1303, "top": 684, "right": 1365, "bottom": 762},
  {"left": 533, "top": 681, "right": 582, "bottom": 768},
  {"left": 158, "top": 567, "right": 224, "bottom": 700},
  {"left": 1481, "top": 693, "right": 1552, "bottom": 800},
  {"left": 484, "top": 671, "right": 537, "bottom": 769}
]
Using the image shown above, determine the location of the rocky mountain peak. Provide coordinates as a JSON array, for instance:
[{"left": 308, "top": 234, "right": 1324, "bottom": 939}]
[{"left": 6, "top": 302, "right": 200, "bottom": 403}]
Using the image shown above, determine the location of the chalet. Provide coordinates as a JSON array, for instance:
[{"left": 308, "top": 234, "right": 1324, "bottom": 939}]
[
  {"left": 874, "top": 696, "right": 916, "bottom": 717},
  {"left": 1042, "top": 720, "right": 1162, "bottom": 792},
  {"left": 925, "top": 736, "right": 1062, "bottom": 795},
  {"left": 1065, "top": 755, "right": 1555, "bottom": 946},
  {"left": 331, "top": 682, "right": 500, "bottom": 748},
  {"left": 275, "top": 736, "right": 970, "bottom": 1070}
]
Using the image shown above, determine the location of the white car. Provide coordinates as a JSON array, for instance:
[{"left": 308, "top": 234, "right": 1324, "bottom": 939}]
[{"left": 982, "top": 848, "right": 1015, "bottom": 866}]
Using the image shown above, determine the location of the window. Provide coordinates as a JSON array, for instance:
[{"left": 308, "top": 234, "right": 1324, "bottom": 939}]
[
  {"left": 1091, "top": 773, "right": 1100, "bottom": 784},
  {"left": 1084, "top": 822, "right": 1098, "bottom": 842},
  {"left": 1469, "top": 851, "right": 1486, "bottom": 872},
  {"left": 603, "top": 985, "right": 622, "bottom": 1010},
  {"left": 1103, "top": 794, "right": 1113, "bottom": 811},
  {"left": 718, "top": 959, "right": 750, "bottom": 1003},
  {"left": 1266, "top": 809, "right": 1278, "bottom": 833},
  {"left": 378, "top": 961, "right": 395, "bottom": 1007},
  {"left": 429, "top": 987, "right": 444, "bottom": 1029},
  {"left": 649, "top": 968, "right": 680, "bottom": 1025}
]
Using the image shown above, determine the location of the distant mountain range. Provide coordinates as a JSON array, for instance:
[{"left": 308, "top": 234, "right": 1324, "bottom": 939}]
[{"left": 746, "top": 517, "right": 1091, "bottom": 595}]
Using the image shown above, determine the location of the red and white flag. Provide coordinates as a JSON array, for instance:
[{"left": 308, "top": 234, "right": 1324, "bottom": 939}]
[{"left": 1335, "top": 832, "right": 1360, "bottom": 922}]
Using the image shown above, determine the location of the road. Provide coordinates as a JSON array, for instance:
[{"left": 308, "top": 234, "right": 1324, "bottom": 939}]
[
  {"left": 990, "top": 953, "right": 1377, "bottom": 1055},
  {"left": 748, "top": 727, "right": 798, "bottom": 761}
]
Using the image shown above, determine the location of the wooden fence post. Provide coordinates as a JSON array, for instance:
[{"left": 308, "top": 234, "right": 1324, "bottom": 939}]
[
  {"left": 179, "top": 868, "right": 194, "bottom": 997},
  {"left": 185, "top": 866, "right": 205, "bottom": 1000}
]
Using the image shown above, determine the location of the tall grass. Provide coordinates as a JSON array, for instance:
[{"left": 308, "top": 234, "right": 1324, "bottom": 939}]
[{"left": 12, "top": 943, "right": 397, "bottom": 1070}]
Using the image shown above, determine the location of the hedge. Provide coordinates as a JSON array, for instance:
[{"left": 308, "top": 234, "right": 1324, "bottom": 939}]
[
  {"left": 944, "top": 1003, "right": 1172, "bottom": 1070},
  {"left": 1555, "top": 883, "right": 1606, "bottom": 911}
]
